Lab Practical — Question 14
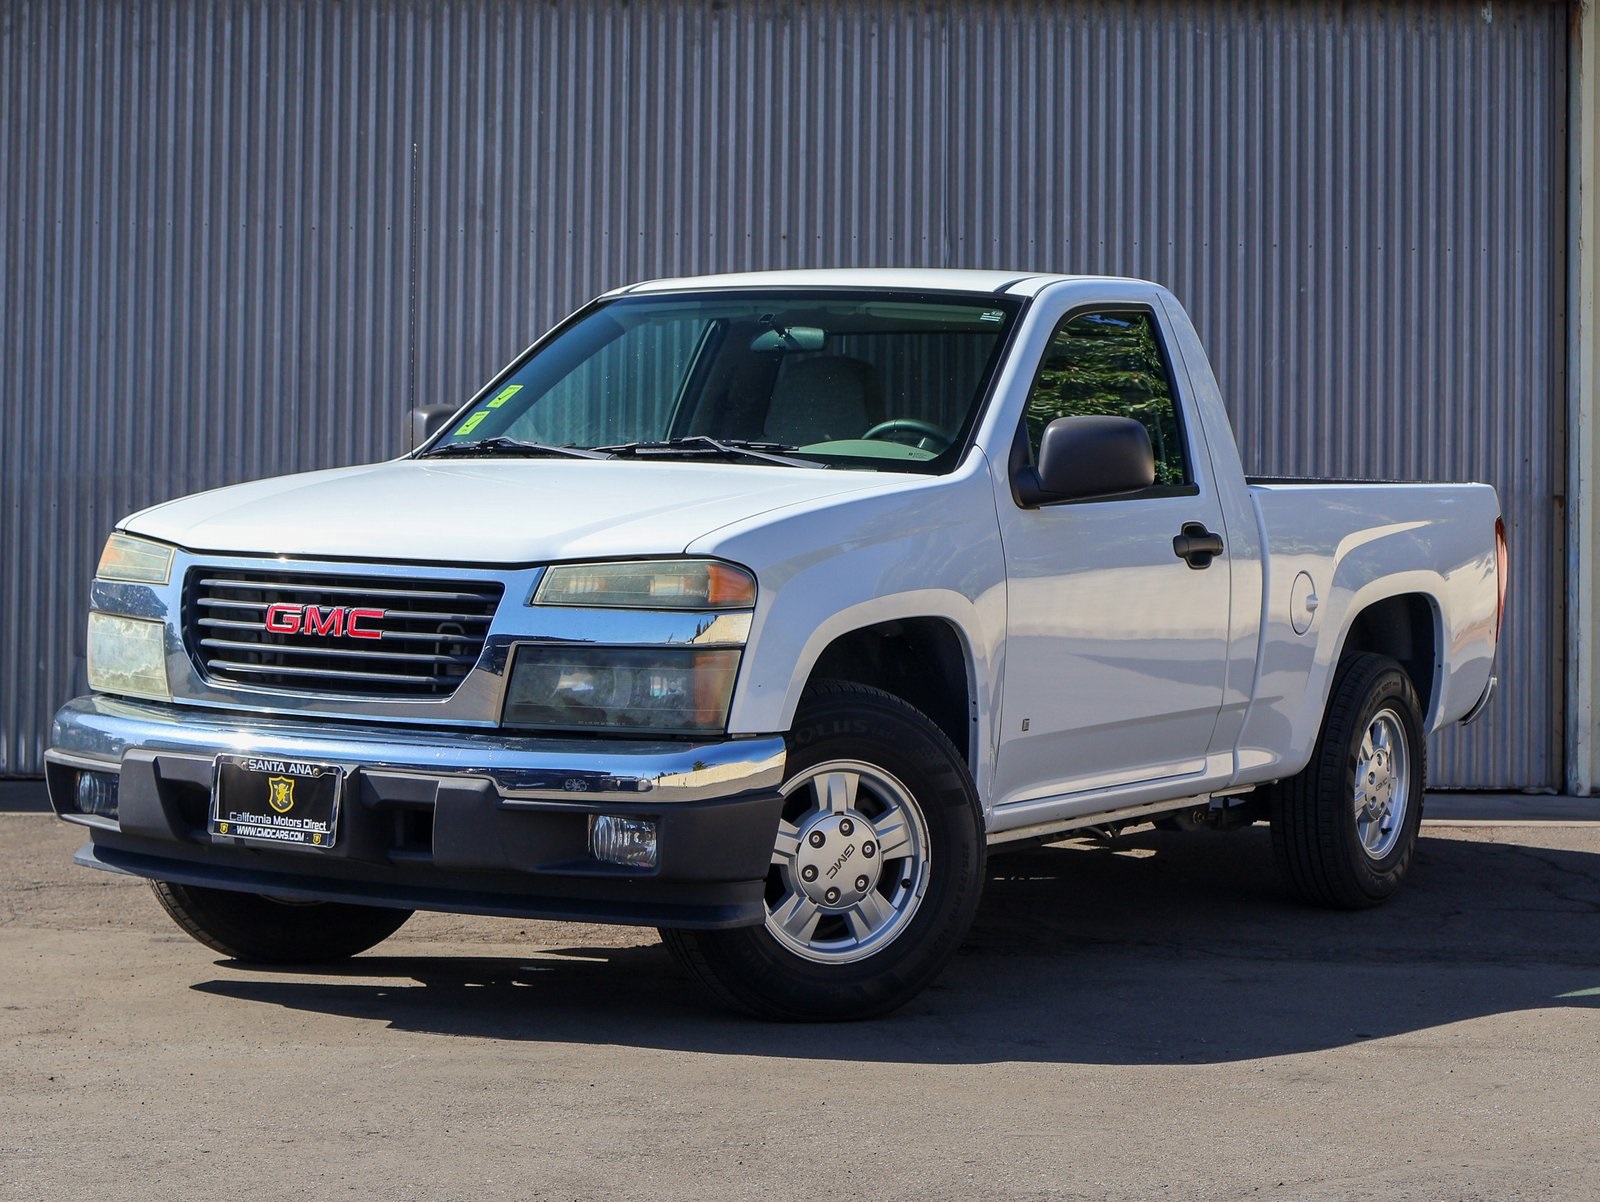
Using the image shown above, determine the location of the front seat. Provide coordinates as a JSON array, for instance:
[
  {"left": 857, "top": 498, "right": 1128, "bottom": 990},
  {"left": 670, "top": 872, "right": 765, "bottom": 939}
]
[{"left": 763, "top": 355, "right": 882, "bottom": 446}]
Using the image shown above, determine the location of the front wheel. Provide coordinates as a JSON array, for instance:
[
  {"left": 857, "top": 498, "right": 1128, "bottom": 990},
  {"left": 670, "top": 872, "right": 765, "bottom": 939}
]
[
  {"left": 661, "top": 681, "right": 985, "bottom": 1020},
  {"left": 1270, "top": 652, "right": 1427, "bottom": 909},
  {"left": 151, "top": 880, "right": 413, "bottom": 963}
]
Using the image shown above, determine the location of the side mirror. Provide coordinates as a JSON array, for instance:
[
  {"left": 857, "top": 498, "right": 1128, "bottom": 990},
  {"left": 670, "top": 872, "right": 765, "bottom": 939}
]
[
  {"left": 407, "top": 405, "right": 460, "bottom": 451},
  {"left": 1014, "top": 415, "right": 1155, "bottom": 507}
]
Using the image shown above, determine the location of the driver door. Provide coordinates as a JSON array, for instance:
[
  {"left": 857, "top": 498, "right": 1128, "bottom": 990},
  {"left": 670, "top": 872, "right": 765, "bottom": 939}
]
[{"left": 991, "top": 304, "right": 1231, "bottom": 809}]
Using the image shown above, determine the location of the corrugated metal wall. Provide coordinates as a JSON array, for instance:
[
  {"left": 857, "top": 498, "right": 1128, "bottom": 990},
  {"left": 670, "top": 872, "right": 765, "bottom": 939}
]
[{"left": 0, "top": 0, "right": 1566, "bottom": 785}]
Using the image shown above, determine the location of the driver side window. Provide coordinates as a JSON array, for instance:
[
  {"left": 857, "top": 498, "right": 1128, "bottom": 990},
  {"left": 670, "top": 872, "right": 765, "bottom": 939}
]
[{"left": 1024, "top": 309, "right": 1190, "bottom": 487}]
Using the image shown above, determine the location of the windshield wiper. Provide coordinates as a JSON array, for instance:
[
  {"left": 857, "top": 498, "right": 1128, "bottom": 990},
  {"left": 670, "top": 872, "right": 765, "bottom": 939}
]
[
  {"left": 594, "top": 436, "right": 822, "bottom": 469},
  {"left": 421, "top": 437, "right": 609, "bottom": 461}
]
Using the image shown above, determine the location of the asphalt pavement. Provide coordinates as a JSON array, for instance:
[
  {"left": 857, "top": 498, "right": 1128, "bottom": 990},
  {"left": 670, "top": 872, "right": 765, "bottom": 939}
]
[{"left": 3, "top": 803, "right": 1598, "bottom": 1200}]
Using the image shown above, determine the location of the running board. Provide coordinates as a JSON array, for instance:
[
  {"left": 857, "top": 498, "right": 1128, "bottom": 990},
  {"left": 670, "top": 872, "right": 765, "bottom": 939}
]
[{"left": 986, "top": 787, "right": 1261, "bottom": 847}]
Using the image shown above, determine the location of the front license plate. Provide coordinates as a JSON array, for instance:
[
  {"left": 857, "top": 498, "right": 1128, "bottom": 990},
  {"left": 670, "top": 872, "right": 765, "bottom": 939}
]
[{"left": 210, "top": 756, "right": 343, "bottom": 850}]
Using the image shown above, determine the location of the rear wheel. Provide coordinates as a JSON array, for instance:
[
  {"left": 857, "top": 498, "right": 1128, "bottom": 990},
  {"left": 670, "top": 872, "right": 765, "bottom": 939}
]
[
  {"left": 150, "top": 880, "right": 412, "bottom": 963},
  {"left": 661, "top": 681, "right": 985, "bottom": 1020},
  {"left": 1271, "top": 652, "right": 1426, "bottom": 909}
]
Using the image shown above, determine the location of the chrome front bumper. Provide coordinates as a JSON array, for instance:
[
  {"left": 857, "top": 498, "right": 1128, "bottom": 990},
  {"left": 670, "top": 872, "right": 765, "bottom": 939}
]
[
  {"left": 49, "top": 695, "right": 786, "bottom": 805},
  {"left": 46, "top": 695, "right": 789, "bottom": 929}
]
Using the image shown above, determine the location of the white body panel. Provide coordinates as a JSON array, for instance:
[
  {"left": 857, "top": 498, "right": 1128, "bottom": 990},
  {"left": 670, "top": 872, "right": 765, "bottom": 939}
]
[
  {"left": 982, "top": 282, "right": 1234, "bottom": 823},
  {"left": 1235, "top": 482, "right": 1501, "bottom": 780},
  {"left": 988, "top": 491, "right": 1232, "bottom": 805},
  {"left": 606, "top": 267, "right": 1068, "bottom": 298},
  {"left": 697, "top": 462, "right": 1008, "bottom": 792},
  {"left": 100, "top": 270, "right": 1502, "bottom": 840},
  {"left": 121, "top": 458, "right": 895, "bottom": 564}
]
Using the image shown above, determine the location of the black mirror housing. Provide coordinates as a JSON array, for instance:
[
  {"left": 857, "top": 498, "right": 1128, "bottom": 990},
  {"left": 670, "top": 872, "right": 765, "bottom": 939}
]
[
  {"left": 407, "top": 405, "right": 460, "bottom": 451},
  {"left": 1015, "top": 415, "right": 1155, "bottom": 506}
]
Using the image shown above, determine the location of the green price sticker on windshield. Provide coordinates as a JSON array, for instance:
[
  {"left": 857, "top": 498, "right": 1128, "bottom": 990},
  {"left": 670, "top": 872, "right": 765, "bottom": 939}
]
[
  {"left": 455, "top": 410, "right": 490, "bottom": 437},
  {"left": 487, "top": 384, "right": 523, "bottom": 409}
]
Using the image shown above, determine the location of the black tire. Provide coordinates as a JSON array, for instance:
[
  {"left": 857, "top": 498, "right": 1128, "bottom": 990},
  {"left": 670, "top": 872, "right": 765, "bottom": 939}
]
[
  {"left": 1270, "top": 652, "right": 1427, "bottom": 909},
  {"left": 661, "top": 680, "right": 985, "bottom": 1021},
  {"left": 150, "top": 880, "right": 413, "bottom": 963}
]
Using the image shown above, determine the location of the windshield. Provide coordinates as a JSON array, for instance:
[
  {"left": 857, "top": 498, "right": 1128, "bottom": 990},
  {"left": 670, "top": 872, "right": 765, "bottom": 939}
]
[{"left": 428, "top": 290, "right": 1023, "bottom": 473}]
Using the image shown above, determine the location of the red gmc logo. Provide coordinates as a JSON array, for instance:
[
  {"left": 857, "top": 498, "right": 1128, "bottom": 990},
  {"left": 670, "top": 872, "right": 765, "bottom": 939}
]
[{"left": 264, "top": 603, "right": 384, "bottom": 639}]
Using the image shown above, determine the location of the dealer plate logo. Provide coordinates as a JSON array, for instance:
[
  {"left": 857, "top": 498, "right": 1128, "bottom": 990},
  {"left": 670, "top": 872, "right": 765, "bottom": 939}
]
[{"left": 267, "top": 776, "right": 296, "bottom": 813}]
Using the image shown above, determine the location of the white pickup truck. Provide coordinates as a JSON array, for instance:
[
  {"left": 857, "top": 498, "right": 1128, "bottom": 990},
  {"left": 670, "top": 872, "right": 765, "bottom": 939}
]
[{"left": 47, "top": 269, "right": 1505, "bottom": 1020}]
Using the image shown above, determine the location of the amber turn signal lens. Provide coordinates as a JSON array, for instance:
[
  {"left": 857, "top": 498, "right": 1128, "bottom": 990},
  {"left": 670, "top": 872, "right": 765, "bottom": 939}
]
[{"left": 533, "top": 559, "right": 756, "bottom": 610}]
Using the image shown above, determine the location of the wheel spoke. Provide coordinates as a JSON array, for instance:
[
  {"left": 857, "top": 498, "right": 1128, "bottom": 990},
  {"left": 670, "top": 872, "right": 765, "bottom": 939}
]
[
  {"left": 871, "top": 811, "right": 912, "bottom": 860},
  {"left": 845, "top": 890, "right": 894, "bottom": 941},
  {"left": 771, "top": 819, "right": 802, "bottom": 867},
  {"left": 814, "top": 771, "right": 859, "bottom": 815},
  {"left": 1354, "top": 714, "right": 1404, "bottom": 854},
  {"left": 764, "top": 756, "right": 935, "bottom": 965},
  {"left": 771, "top": 892, "right": 823, "bottom": 942}
]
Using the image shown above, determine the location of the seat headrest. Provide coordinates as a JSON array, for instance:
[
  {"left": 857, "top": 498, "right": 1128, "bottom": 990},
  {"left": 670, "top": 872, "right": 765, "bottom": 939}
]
[{"left": 764, "top": 355, "right": 880, "bottom": 446}]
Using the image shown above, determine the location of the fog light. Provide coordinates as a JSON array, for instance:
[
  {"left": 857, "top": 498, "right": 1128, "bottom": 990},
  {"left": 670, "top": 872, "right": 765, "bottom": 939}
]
[
  {"left": 74, "top": 770, "right": 120, "bottom": 821},
  {"left": 589, "top": 815, "right": 658, "bottom": 869}
]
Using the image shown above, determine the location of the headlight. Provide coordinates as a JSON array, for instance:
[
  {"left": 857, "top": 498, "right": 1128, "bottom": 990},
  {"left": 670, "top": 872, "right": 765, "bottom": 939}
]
[
  {"left": 533, "top": 560, "right": 756, "bottom": 610},
  {"left": 86, "top": 613, "right": 171, "bottom": 701},
  {"left": 502, "top": 646, "right": 740, "bottom": 734},
  {"left": 96, "top": 532, "right": 176, "bottom": 584}
]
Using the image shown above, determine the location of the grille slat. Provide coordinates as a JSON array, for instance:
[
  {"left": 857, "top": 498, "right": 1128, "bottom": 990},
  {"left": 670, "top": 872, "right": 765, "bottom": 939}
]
[
  {"left": 195, "top": 616, "right": 477, "bottom": 645},
  {"left": 196, "top": 577, "right": 498, "bottom": 604},
  {"left": 184, "top": 567, "right": 504, "bottom": 698},
  {"left": 194, "top": 597, "right": 278, "bottom": 612},
  {"left": 198, "top": 636, "right": 476, "bottom": 667},
  {"left": 193, "top": 596, "right": 492, "bottom": 624},
  {"left": 206, "top": 660, "right": 442, "bottom": 686}
]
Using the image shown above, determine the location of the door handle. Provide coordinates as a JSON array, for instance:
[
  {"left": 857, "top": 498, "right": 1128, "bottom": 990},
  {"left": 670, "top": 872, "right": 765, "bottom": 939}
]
[{"left": 1172, "top": 522, "right": 1225, "bottom": 569}]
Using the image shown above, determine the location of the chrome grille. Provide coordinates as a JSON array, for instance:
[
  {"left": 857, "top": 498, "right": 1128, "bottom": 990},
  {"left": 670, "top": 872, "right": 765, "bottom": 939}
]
[{"left": 183, "top": 567, "right": 503, "bottom": 698}]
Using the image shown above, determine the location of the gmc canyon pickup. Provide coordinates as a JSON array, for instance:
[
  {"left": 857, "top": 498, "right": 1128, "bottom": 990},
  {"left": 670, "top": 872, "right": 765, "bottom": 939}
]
[{"left": 47, "top": 269, "right": 1505, "bottom": 1019}]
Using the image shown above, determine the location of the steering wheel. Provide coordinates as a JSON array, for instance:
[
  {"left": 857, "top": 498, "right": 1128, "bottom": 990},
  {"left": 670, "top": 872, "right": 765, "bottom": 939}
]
[{"left": 860, "top": 418, "right": 955, "bottom": 453}]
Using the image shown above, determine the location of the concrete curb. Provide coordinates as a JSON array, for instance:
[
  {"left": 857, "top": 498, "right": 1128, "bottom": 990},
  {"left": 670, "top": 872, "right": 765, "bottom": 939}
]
[
  {"left": 0, "top": 780, "right": 49, "bottom": 812},
  {"left": 1422, "top": 793, "right": 1599, "bottom": 823}
]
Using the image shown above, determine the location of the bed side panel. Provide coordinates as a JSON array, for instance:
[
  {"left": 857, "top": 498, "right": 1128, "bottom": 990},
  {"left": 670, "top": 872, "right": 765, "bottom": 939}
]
[{"left": 1233, "top": 483, "right": 1500, "bottom": 785}]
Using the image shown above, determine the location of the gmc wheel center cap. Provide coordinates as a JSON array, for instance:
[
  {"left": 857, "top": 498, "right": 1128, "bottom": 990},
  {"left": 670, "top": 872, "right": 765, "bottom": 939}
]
[{"left": 794, "top": 812, "right": 881, "bottom": 908}]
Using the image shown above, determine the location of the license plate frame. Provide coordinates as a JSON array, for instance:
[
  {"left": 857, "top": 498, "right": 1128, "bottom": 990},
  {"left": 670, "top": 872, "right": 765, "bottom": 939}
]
[{"left": 209, "top": 755, "right": 344, "bottom": 850}]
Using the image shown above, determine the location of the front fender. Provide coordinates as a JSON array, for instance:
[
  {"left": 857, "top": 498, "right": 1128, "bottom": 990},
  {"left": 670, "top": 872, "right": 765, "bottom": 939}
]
[{"left": 691, "top": 463, "right": 1008, "bottom": 801}]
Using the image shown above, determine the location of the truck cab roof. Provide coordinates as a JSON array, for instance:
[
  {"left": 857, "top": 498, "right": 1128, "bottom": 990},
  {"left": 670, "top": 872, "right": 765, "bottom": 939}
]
[{"left": 604, "top": 267, "right": 1158, "bottom": 299}]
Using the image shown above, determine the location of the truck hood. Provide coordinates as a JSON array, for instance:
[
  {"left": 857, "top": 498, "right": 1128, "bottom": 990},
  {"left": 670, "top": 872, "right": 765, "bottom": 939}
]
[{"left": 123, "top": 458, "right": 895, "bottom": 564}]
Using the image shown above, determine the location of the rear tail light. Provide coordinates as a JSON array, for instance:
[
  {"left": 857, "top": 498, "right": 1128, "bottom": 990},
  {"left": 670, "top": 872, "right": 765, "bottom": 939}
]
[{"left": 1494, "top": 517, "right": 1508, "bottom": 641}]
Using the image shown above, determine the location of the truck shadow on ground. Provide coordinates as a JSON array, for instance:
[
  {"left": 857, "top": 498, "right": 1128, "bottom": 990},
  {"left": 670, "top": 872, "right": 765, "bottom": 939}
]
[{"left": 192, "top": 827, "right": 1600, "bottom": 1065}]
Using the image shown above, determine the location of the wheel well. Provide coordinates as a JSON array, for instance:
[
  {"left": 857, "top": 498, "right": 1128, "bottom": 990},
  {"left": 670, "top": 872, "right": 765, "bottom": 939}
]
[
  {"left": 806, "top": 618, "right": 973, "bottom": 768},
  {"left": 1337, "top": 593, "right": 1438, "bottom": 720}
]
